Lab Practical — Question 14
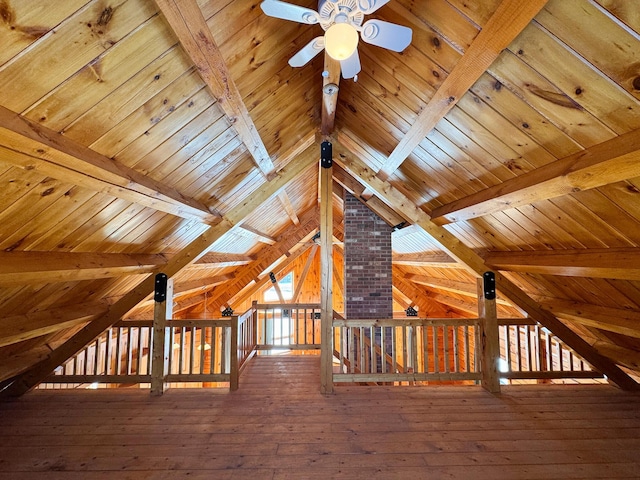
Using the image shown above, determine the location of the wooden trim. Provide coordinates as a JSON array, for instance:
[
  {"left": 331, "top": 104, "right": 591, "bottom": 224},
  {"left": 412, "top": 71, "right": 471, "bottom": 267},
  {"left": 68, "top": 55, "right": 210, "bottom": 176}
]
[
  {"left": 501, "top": 371, "right": 604, "bottom": 380},
  {"left": 377, "top": 0, "right": 549, "bottom": 180},
  {"left": 154, "top": 0, "right": 274, "bottom": 175},
  {"left": 43, "top": 375, "right": 152, "bottom": 384},
  {"left": 431, "top": 128, "right": 640, "bottom": 224},
  {"left": 332, "top": 141, "right": 639, "bottom": 390},
  {"left": 292, "top": 245, "right": 318, "bottom": 303}
]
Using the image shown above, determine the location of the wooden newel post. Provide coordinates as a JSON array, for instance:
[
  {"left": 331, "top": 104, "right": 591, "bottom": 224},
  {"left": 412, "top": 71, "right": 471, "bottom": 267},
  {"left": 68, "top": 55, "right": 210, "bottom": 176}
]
[
  {"left": 151, "top": 273, "right": 172, "bottom": 396},
  {"left": 320, "top": 141, "right": 334, "bottom": 394},
  {"left": 229, "top": 315, "right": 239, "bottom": 392},
  {"left": 478, "top": 271, "right": 500, "bottom": 394}
]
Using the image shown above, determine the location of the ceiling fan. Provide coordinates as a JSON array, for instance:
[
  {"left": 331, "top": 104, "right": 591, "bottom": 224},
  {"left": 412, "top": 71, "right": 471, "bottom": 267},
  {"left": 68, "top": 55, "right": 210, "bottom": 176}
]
[{"left": 260, "top": 0, "right": 412, "bottom": 79}]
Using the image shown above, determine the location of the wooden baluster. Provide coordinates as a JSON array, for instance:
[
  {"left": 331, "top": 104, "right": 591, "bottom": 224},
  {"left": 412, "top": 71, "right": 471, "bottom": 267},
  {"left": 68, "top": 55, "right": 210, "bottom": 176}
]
[{"left": 151, "top": 273, "right": 173, "bottom": 396}]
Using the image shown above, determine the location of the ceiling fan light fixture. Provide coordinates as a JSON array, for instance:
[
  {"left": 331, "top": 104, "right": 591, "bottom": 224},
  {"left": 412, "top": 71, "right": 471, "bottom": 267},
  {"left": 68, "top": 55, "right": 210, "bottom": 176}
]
[{"left": 325, "top": 23, "right": 358, "bottom": 60}]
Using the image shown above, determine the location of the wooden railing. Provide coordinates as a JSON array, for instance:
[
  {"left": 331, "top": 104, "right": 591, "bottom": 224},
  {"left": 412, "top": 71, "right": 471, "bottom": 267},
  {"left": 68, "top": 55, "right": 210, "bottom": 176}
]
[
  {"left": 253, "top": 302, "right": 322, "bottom": 351},
  {"left": 43, "top": 321, "right": 153, "bottom": 386},
  {"left": 498, "top": 319, "right": 603, "bottom": 382},
  {"left": 332, "top": 318, "right": 481, "bottom": 384},
  {"left": 42, "top": 318, "right": 238, "bottom": 388}
]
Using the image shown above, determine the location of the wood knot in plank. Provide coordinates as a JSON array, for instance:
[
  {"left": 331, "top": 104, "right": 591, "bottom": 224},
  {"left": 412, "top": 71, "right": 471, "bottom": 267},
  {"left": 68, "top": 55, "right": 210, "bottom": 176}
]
[{"left": 97, "top": 7, "right": 114, "bottom": 27}]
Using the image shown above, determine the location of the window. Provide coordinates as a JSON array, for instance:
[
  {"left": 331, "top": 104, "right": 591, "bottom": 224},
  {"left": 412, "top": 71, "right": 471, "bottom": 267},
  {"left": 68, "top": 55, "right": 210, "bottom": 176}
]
[{"left": 263, "top": 272, "right": 294, "bottom": 302}]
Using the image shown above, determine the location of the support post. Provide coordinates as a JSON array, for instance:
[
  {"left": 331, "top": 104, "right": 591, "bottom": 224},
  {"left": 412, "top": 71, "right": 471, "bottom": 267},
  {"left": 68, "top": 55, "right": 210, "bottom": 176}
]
[
  {"left": 151, "top": 273, "right": 173, "bottom": 396},
  {"left": 320, "top": 141, "right": 334, "bottom": 394},
  {"left": 230, "top": 314, "right": 239, "bottom": 391},
  {"left": 478, "top": 272, "right": 500, "bottom": 394}
]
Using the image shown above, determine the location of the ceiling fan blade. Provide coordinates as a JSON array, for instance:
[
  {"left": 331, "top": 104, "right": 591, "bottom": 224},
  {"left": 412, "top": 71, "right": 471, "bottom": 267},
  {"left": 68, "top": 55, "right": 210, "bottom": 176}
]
[
  {"left": 260, "top": 1, "right": 320, "bottom": 24},
  {"left": 289, "top": 37, "right": 325, "bottom": 67},
  {"left": 340, "top": 49, "right": 361, "bottom": 79},
  {"left": 360, "top": 19, "right": 412, "bottom": 52},
  {"left": 356, "top": 0, "right": 391, "bottom": 14}
]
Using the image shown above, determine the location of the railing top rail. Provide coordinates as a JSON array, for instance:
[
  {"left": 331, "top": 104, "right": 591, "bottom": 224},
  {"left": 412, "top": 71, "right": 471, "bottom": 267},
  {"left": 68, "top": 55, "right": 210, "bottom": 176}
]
[
  {"left": 332, "top": 318, "right": 479, "bottom": 327},
  {"left": 253, "top": 303, "right": 321, "bottom": 310},
  {"left": 498, "top": 317, "right": 536, "bottom": 326},
  {"left": 115, "top": 320, "right": 153, "bottom": 327},
  {"left": 166, "top": 318, "right": 233, "bottom": 327}
]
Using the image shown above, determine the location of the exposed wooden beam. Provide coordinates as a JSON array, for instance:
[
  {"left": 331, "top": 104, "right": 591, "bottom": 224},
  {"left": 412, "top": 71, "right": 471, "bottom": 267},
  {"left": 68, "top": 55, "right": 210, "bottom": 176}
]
[
  {"left": 537, "top": 298, "right": 640, "bottom": 339},
  {"left": 485, "top": 248, "right": 640, "bottom": 280},
  {"left": 173, "top": 274, "right": 235, "bottom": 294},
  {"left": 332, "top": 141, "right": 638, "bottom": 390},
  {"left": 278, "top": 192, "right": 300, "bottom": 226},
  {"left": 199, "top": 208, "right": 319, "bottom": 312},
  {"left": 191, "top": 252, "right": 254, "bottom": 267},
  {"left": 431, "top": 129, "right": 640, "bottom": 224},
  {"left": 377, "top": 0, "right": 549, "bottom": 181},
  {"left": 392, "top": 272, "right": 465, "bottom": 317},
  {"left": 332, "top": 163, "right": 405, "bottom": 227},
  {"left": 225, "top": 244, "right": 312, "bottom": 309},
  {"left": 406, "top": 274, "right": 512, "bottom": 306},
  {"left": 393, "top": 252, "right": 460, "bottom": 267},
  {"left": 321, "top": 54, "right": 341, "bottom": 136},
  {"left": 2, "top": 146, "right": 318, "bottom": 396},
  {"left": 154, "top": 0, "right": 274, "bottom": 176},
  {"left": 0, "top": 251, "right": 167, "bottom": 286},
  {"left": 0, "top": 106, "right": 220, "bottom": 225},
  {"left": 237, "top": 225, "right": 277, "bottom": 245},
  {"left": 590, "top": 340, "right": 640, "bottom": 372},
  {"left": 0, "top": 302, "right": 108, "bottom": 348},
  {"left": 293, "top": 244, "right": 318, "bottom": 303}
]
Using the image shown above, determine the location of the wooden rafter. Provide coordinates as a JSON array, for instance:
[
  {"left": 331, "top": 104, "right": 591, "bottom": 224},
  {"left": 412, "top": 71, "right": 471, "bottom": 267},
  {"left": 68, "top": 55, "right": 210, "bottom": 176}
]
[
  {"left": 391, "top": 272, "right": 465, "bottom": 317},
  {"left": 332, "top": 140, "right": 638, "bottom": 390},
  {"left": 0, "top": 251, "right": 167, "bottom": 286},
  {"left": 2, "top": 146, "right": 318, "bottom": 396},
  {"left": 0, "top": 106, "right": 220, "bottom": 225},
  {"left": 431, "top": 128, "right": 640, "bottom": 224},
  {"left": 237, "top": 225, "right": 277, "bottom": 245},
  {"left": 292, "top": 244, "right": 318, "bottom": 303},
  {"left": 0, "top": 302, "right": 108, "bottom": 348},
  {"left": 485, "top": 247, "right": 640, "bottom": 280},
  {"left": 195, "top": 252, "right": 254, "bottom": 266},
  {"left": 194, "top": 207, "right": 320, "bottom": 313},
  {"left": 154, "top": 0, "right": 274, "bottom": 176},
  {"left": 406, "top": 274, "right": 513, "bottom": 307},
  {"left": 377, "top": 0, "right": 549, "bottom": 181},
  {"left": 393, "top": 252, "right": 459, "bottom": 267},
  {"left": 537, "top": 298, "right": 640, "bottom": 339}
]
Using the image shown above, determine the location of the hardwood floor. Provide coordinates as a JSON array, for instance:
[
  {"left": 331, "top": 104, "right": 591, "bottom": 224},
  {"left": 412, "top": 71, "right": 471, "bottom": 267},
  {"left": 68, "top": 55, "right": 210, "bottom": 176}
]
[{"left": 1, "top": 355, "right": 640, "bottom": 479}]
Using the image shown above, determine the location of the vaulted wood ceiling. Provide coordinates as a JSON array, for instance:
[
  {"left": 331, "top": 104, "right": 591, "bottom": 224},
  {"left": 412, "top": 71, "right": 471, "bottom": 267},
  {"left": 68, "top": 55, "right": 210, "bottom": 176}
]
[{"left": 1, "top": 0, "right": 640, "bottom": 392}]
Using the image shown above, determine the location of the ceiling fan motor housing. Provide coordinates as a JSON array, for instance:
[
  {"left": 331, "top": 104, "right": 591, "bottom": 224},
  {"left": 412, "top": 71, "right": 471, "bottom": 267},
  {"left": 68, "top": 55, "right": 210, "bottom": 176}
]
[{"left": 318, "top": 0, "right": 365, "bottom": 30}]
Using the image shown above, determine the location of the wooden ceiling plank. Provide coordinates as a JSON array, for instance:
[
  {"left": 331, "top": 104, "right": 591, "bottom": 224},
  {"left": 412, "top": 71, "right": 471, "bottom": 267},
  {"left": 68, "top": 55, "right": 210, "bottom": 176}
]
[
  {"left": 0, "top": 302, "right": 108, "bottom": 348},
  {"left": 154, "top": 0, "right": 274, "bottom": 176},
  {"left": 431, "top": 128, "right": 640, "bottom": 225},
  {"left": 392, "top": 272, "right": 463, "bottom": 317},
  {"left": 0, "top": 251, "right": 167, "bottom": 286},
  {"left": 377, "top": 0, "right": 549, "bottom": 181},
  {"left": 0, "top": 108, "right": 220, "bottom": 225},
  {"left": 485, "top": 247, "right": 640, "bottom": 280},
  {"left": 1, "top": 146, "right": 317, "bottom": 396},
  {"left": 333, "top": 140, "right": 638, "bottom": 390}
]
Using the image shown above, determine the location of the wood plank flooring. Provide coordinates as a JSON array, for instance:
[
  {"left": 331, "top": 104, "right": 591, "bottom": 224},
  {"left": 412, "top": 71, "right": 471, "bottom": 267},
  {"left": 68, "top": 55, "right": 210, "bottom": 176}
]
[{"left": 1, "top": 355, "right": 640, "bottom": 479}]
